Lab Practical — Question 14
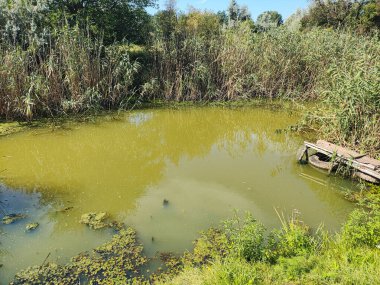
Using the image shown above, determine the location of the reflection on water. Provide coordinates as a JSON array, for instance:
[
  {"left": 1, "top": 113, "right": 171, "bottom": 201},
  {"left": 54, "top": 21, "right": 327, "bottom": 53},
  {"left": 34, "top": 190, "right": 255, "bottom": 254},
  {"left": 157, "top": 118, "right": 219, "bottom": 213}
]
[{"left": 0, "top": 107, "right": 356, "bottom": 283}]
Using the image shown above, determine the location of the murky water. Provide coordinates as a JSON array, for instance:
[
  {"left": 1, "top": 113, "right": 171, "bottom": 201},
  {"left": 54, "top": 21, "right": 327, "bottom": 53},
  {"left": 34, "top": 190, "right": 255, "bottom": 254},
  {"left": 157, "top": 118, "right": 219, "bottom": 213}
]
[{"left": 0, "top": 106, "right": 357, "bottom": 283}]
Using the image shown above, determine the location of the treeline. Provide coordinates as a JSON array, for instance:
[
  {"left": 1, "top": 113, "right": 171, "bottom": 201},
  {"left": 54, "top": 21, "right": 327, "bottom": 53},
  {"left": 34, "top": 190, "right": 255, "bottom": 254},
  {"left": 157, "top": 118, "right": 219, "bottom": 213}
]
[{"left": 0, "top": 0, "right": 379, "bottom": 156}]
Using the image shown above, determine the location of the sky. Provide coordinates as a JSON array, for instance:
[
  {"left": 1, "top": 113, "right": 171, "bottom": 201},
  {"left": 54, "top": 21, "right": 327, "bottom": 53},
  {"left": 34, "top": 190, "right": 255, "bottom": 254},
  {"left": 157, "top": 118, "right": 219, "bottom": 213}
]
[{"left": 148, "top": 0, "right": 310, "bottom": 20}]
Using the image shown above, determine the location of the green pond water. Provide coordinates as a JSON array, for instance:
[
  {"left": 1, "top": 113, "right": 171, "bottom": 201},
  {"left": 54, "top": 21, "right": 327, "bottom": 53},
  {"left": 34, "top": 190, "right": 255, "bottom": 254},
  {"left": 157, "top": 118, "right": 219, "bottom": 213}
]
[{"left": 0, "top": 106, "right": 357, "bottom": 283}]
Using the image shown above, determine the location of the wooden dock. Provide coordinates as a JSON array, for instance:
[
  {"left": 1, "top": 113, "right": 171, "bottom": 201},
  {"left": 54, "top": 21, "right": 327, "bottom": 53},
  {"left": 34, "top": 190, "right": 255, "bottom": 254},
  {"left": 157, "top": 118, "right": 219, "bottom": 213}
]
[{"left": 299, "top": 140, "right": 380, "bottom": 183}]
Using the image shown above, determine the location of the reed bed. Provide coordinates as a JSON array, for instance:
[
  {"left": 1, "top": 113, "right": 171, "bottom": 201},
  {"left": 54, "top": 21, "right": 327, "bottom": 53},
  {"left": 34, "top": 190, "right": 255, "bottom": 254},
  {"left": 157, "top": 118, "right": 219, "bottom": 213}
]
[
  {"left": 0, "top": 20, "right": 379, "bottom": 156},
  {"left": 0, "top": 27, "right": 140, "bottom": 120}
]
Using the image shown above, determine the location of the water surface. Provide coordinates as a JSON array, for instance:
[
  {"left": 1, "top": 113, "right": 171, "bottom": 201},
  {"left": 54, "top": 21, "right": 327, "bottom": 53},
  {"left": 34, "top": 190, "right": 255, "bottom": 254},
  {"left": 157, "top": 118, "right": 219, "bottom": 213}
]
[{"left": 0, "top": 106, "right": 356, "bottom": 283}]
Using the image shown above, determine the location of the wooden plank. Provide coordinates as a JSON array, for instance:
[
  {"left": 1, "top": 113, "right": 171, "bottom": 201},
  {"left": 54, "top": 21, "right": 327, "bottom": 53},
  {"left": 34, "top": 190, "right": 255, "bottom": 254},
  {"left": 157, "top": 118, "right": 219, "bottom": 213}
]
[
  {"left": 304, "top": 141, "right": 380, "bottom": 180},
  {"left": 316, "top": 140, "right": 361, "bottom": 159},
  {"left": 357, "top": 156, "right": 380, "bottom": 168}
]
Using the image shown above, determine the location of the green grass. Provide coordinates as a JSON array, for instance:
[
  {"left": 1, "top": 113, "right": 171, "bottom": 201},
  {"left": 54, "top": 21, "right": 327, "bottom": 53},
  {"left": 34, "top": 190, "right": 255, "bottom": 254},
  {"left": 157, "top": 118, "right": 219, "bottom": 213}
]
[{"left": 158, "top": 187, "right": 380, "bottom": 285}]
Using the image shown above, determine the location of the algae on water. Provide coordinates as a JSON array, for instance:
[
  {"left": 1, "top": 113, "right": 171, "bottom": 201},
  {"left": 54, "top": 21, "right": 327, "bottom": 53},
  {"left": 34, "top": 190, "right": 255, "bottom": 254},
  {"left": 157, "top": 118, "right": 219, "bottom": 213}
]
[
  {"left": 79, "top": 212, "right": 109, "bottom": 230},
  {"left": 11, "top": 227, "right": 148, "bottom": 285},
  {"left": 25, "top": 223, "right": 39, "bottom": 232},
  {"left": 2, "top": 214, "right": 27, "bottom": 225}
]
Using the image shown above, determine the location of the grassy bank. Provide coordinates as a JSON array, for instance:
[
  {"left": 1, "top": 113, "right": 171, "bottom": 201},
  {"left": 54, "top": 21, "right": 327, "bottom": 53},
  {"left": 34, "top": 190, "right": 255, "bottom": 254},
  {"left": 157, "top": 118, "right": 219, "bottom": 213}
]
[
  {"left": 10, "top": 185, "right": 380, "bottom": 285},
  {"left": 158, "top": 190, "right": 380, "bottom": 285}
]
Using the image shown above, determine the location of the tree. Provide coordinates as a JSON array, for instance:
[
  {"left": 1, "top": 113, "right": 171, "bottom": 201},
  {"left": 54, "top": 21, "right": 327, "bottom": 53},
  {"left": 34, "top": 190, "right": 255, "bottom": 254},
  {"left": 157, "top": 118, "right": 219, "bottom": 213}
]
[
  {"left": 285, "top": 9, "right": 305, "bottom": 31},
  {"left": 227, "top": 0, "right": 252, "bottom": 26},
  {"left": 0, "top": 0, "right": 49, "bottom": 46},
  {"left": 256, "top": 11, "right": 283, "bottom": 31},
  {"left": 228, "top": 0, "right": 240, "bottom": 23},
  {"left": 217, "top": 10, "right": 228, "bottom": 25},
  {"left": 301, "top": 0, "right": 380, "bottom": 33},
  {"left": 240, "top": 5, "right": 251, "bottom": 21},
  {"left": 47, "top": 0, "right": 156, "bottom": 44},
  {"left": 154, "top": 0, "right": 177, "bottom": 40}
]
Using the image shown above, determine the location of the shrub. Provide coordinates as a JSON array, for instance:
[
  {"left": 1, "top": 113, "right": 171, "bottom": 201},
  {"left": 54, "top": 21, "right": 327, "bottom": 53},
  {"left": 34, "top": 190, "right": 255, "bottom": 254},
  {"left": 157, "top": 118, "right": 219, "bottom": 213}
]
[{"left": 341, "top": 208, "right": 380, "bottom": 248}]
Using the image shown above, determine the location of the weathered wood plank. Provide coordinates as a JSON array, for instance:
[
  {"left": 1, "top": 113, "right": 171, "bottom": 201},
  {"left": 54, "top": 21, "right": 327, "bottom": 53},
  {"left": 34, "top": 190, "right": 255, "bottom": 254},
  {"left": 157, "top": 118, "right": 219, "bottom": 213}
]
[
  {"left": 304, "top": 141, "right": 380, "bottom": 180},
  {"left": 316, "top": 140, "right": 361, "bottom": 159},
  {"left": 357, "top": 156, "right": 380, "bottom": 168}
]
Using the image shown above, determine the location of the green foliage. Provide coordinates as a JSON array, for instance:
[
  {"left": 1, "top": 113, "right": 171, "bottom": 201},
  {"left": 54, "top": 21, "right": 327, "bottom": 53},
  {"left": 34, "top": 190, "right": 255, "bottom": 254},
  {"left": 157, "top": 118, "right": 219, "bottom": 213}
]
[
  {"left": 265, "top": 221, "right": 316, "bottom": 262},
  {"left": 305, "top": 31, "right": 380, "bottom": 156},
  {"left": 0, "top": 0, "right": 155, "bottom": 46},
  {"left": 163, "top": 204, "right": 380, "bottom": 285},
  {"left": 183, "top": 228, "right": 230, "bottom": 267},
  {"left": 301, "top": 0, "right": 380, "bottom": 34},
  {"left": 341, "top": 208, "right": 380, "bottom": 248},
  {"left": 223, "top": 213, "right": 265, "bottom": 262},
  {"left": 0, "top": 0, "right": 49, "bottom": 46}
]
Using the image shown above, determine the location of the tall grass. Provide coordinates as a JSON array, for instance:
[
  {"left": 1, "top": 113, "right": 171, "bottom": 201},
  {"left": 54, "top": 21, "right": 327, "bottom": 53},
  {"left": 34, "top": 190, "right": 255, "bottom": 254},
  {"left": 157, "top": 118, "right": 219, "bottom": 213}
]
[
  {"left": 0, "top": 26, "right": 140, "bottom": 120},
  {"left": 307, "top": 32, "right": 380, "bottom": 156}
]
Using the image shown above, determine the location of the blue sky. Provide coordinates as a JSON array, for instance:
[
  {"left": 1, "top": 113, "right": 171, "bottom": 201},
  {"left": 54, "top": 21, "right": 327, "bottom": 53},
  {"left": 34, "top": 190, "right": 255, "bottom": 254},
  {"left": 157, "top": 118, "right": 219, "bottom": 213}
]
[{"left": 148, "top": 0, "right": 309, "bottom": 20}]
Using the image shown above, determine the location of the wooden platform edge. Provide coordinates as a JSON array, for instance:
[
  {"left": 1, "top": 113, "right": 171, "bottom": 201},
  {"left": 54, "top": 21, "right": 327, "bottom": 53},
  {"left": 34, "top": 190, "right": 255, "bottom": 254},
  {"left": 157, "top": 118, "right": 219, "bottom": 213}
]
[{"left": 304, "top": 141, "right": 380, "bottom": 180}]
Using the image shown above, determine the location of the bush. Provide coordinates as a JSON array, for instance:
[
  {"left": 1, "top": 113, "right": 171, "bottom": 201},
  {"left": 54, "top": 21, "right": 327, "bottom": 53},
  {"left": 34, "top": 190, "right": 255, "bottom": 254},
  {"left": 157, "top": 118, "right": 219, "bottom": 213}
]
[
  {"left": 341, "top": 208, "right": 380, "bottom": 248},
  {"left": 224, "top": 213, "right": 266, "bottom": 262}
]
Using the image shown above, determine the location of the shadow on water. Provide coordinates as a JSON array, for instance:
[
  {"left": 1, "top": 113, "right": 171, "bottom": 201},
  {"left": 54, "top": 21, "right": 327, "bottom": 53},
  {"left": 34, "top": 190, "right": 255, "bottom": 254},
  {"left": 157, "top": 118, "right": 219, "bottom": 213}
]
[{"left": 0, "top": 106, "right": 358, "bottom": 283}]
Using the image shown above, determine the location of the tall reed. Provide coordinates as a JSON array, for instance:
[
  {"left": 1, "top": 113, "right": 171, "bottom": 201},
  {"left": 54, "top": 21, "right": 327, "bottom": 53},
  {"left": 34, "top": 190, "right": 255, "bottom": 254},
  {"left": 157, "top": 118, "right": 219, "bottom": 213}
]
[{"left": 0, "top": 26, "right": 140, "bottom": 120}]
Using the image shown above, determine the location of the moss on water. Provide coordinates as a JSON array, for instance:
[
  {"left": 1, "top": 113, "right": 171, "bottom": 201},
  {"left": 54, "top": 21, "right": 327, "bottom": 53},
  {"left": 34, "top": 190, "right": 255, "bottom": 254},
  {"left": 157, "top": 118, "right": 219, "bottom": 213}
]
[
  {"left": 11, "top": 227, "right": 148, "bottom": 285},
  {"left": 0, "top": 122, "right": 25, "bottom": 137}
]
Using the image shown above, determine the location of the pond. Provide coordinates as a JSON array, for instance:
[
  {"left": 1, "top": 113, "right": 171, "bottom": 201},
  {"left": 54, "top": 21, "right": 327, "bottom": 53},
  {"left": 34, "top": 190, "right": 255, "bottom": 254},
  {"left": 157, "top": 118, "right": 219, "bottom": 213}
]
[{"left": 0, "top": 106, "right": 357, "bottom": 283}]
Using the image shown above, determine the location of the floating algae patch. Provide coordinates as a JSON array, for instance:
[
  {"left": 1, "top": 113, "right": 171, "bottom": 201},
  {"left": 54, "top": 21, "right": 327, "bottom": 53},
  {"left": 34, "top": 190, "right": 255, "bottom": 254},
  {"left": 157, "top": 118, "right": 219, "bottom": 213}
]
[
  {"left": 25, "top": 223, "right": 39, "bottom": 232},
  {"left": 0, "top": 185, "right": 114, "bottom": 283},
  {"left": 80, "top": 212, "right": 109, "bottom": 230},
  {"left": 0, "top": 122, "right": 25, "bottom": 137},
  {"left": 2, "top": 214, "right": 27, "bottom": 225},
  {"left": 11, "top": 227, "right": 148, "bottom": 285},
  {"left": 0, "top": 106, "right": 359, "bottom": 282}
]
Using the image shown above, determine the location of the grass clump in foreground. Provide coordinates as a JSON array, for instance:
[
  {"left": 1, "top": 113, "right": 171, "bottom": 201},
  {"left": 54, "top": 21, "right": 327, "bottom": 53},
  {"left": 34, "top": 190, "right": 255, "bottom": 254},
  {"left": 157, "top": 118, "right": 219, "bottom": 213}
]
[
  {"left": 160, "top": 201, "right": 380, "bottom": 285},
  {"left": 11, "top": 186, "right": 380, "bottom": 285}
]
